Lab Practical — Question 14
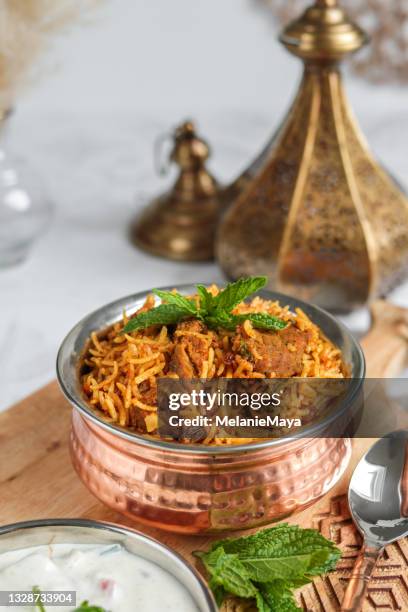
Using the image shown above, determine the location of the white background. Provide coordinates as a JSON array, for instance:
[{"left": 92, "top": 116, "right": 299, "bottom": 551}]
[{"left": 2, "top": 0, "right": 408, "bottom": 409}]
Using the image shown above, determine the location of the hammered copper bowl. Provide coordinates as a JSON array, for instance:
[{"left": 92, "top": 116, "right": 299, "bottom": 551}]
[{"left": 57, "top": 286, "right": 365, "bottom": 535}]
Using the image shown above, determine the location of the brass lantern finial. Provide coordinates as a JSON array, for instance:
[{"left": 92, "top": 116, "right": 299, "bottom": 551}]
[
  {"left": 216, "top": 0, "right": 408, "bottom": 311},
  {"left": 131, "top": 120, "right": 222, "bottom": 261},
  {"left": 280, "top": 0, "right": 368, "bottom": 61}
]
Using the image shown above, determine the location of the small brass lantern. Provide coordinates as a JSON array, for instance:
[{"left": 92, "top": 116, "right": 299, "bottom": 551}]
[
  {"left": 131, "top": 121, "right": 221, "bottom": 261},
  {"left": 217, "top": 0, "right": 408, "bottom": 311}
]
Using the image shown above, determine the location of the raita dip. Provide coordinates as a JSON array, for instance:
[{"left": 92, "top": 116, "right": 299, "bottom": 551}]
[{"left": 0, "top": 542, "right": 198, "bottom": 611}]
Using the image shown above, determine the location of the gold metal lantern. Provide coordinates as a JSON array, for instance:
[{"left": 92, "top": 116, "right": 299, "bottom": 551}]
[
  {"left": 131, "top": 121, "right": 222, "bottom": 261},
  {"left": 216, "top": 0, "right": 408, "bottom": 311}
]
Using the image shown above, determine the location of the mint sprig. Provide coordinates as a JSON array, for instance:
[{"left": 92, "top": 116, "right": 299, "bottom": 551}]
[
  {"left": 32, "top": 587, "right": 46, "bottom": 612},
  {"left": 209, "top": 276, "right": 267, "bottom": 314},
  {"left": 32, "top": 587, "right": 107, "bottom": 612},
  {"left": 194, "top": 524, "right": 340, "bottom": 612},
  {"left": 257, "top": 581, "right": 301, "bottom": 612},
  {"left": 203, "top": 547, "right": 259, "bottom": 599},
  {"left": 122, "top": 277, "right": 287, "bottom": 334},
  {"left": 206, "top": 312, "right": 287, "bottom": 332},
  {"left": 122, "top": 303, "right": 195, "bottom": 333},
  {"left": 74, "top": 602, "right": 108, "bottom": 612},
  {"left": 152, "top": 289, "right": 198, "bottom": 316}
]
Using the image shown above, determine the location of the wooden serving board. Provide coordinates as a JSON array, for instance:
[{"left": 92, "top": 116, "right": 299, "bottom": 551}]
[{"left": 2, "top": 301, "right": 408, "bottom": 611}]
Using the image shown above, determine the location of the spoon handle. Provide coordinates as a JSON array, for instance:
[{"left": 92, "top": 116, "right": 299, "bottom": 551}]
[{"left": 340, "top": 544, "right": 382, "bottom": 611}]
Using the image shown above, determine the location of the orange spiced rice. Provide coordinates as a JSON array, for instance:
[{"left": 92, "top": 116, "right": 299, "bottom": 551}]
[{"left": 80, "top": 285, "right": 347, "bottom": 442}]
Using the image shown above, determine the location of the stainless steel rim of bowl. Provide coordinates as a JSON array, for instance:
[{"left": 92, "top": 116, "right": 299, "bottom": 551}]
[
  {"left": 56, "top": 284, "right": 366, "bottom": 454},
  {"left": 0, "top": 518, "right": 217, "bottom": 612}
]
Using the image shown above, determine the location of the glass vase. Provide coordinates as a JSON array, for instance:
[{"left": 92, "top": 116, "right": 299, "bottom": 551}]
[{"left": 0, "top": 112, "right": 53, "bottom": 268}]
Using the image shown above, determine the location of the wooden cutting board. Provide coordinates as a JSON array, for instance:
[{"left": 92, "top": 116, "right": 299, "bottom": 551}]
[{"left": 1, "top": 301, "right": 408, "bottom": 611}]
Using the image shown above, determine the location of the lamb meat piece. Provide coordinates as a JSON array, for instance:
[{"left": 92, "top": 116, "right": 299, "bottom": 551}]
[
  {"left": 236, "top": 324, "right": 311, "bottom": 377},
  {"left": 169, "top": 343, "right": 195, "bottom": 378},
  {"left": 176, "top": 320, "right": 204, "bottom": 334},
  {"left": 138, "top": 381, "right": 157, "bottom": 406},
  {"left": 169, "top": 320, "right": 210, "bottom": 378},
  {"left": 223, "top": 351, "right": 235, "bottom": 366},
  {"left": 129, "top": 406, "right": 148, "bottom": 433}
]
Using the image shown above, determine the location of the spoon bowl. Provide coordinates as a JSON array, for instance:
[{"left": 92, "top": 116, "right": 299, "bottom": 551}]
[{"left": 341, "top": 431, "right": 408, "bottom": 611}]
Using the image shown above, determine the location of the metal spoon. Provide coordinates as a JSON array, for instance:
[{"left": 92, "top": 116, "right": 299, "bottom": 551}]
[{"left": 341, "top": 431, "right": 408, "bottom": 611}]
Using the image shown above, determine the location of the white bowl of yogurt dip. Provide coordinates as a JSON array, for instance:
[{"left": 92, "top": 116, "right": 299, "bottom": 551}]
[{"left": 0, "top": 519, "right": 216, "bottom": 612}]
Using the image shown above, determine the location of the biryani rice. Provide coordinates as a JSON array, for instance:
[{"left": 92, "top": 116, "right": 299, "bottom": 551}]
[{"left": 80, "top": 286, "right": 347, "bottom": 443}]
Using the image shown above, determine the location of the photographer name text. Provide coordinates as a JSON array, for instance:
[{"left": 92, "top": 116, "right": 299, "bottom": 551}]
[{"left": 167, "top": 414, "right": 302, "bottom": 428}]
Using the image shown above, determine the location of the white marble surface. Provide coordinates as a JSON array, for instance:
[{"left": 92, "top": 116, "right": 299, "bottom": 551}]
[{"left": 1, "top": 0, "right": 408, "bottom": 410}]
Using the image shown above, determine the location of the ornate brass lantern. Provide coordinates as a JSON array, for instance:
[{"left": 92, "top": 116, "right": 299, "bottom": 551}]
[
  {"left": 216, "top": 0, "right": 408, "bottom": 311},
  {"left": 131, "top": 121, "right": 222, "bottom": 261}
]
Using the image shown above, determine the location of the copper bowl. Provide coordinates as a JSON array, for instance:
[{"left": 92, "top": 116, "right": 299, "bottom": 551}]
[{"left": 57, "top": 286, "right": 365, "bottom": 534}]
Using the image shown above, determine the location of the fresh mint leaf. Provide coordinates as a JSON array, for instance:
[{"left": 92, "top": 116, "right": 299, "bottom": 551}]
[
  {"left": 123, "top": 278, "right": 287, "bottom": 335},
  {"left": 255, "top": 591, "right": 273, "bottom": 612},
  {"left": 208, "top": 578, "right": 228, "bottom": 608},
  {"left": 32, "top": 587, "right": 46, "bottom": 612},
  {"left": 241, "top": 312, "right": 287, "bottom": 331},
  {"left": 196, "top": 547, "right": 258, "bottom": 600},
  {"left": 31, "top": 588, "right": 107, "bottom": 612},
  {"left": 196, "top": 284, "right": 215, "bottom": 314},
  {"left": 207, "top": 312, "right": 287, "bottom": 332},
  {"left": 204, "top": 310, "right": 235, "bottom": 330},
  {"left": 258, "top": 581, "right": 301, "bottom": 612},
  {"left": 196, "top": 524, "right": 340, "bottom": 612},
  {"left": 153, "top": 289, "right": 198, "bottom": 316},
  {"left": 74, "top": 602, "right": 108, "bottom": 612},
  {"left": 211, "top": 523, "right": 340, "bottom": 582},
  {"left": 212, "top": 276, "right": 267, "bottom": 313},
  {"left": 122, "top": 304, "right": 190, "bottom": 333}
]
